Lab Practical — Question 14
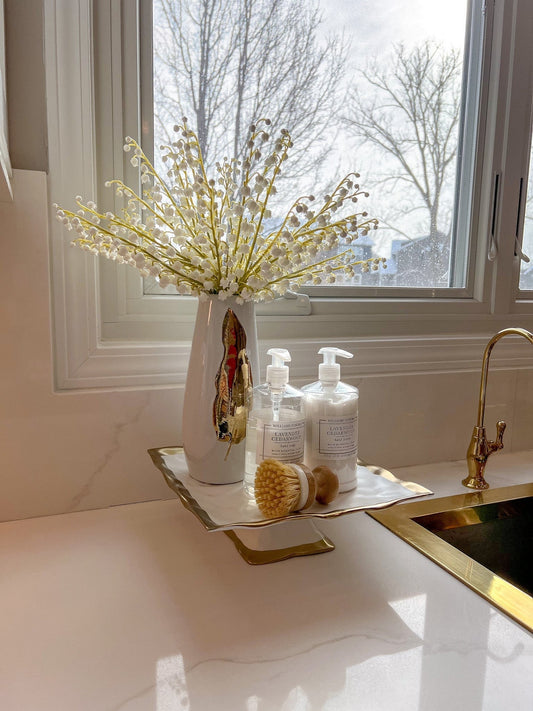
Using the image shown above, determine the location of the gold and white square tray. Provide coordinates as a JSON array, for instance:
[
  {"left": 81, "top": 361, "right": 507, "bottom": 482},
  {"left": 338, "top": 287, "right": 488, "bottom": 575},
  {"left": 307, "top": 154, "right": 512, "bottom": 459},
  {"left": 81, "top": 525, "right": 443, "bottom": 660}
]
[{"left": 148, "top": 446, "right": 432, "bottom": 565}]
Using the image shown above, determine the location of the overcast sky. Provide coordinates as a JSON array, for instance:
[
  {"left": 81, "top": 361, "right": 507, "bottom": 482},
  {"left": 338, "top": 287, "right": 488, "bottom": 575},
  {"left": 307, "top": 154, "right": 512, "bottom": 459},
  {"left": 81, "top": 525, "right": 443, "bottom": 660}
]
[{"left": 319, "top": 0, "right": 467, "bottom": 54}]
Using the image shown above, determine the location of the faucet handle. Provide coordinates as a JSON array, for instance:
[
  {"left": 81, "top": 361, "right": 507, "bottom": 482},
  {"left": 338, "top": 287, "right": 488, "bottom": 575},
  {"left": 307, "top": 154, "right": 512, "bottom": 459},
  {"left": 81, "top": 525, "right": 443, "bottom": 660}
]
[
  {"left": 489, "top": 420, "right": 506, "bottom": 453},
  {"left": 463, "top": 420, "right": 506, "bottom": 490}
]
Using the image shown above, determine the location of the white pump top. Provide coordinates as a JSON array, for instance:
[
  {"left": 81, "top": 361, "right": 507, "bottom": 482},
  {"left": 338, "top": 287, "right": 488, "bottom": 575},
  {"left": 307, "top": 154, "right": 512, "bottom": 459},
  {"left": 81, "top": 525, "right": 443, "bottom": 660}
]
[
  {"left": 318, "top": 347, "right": 353, "bottom": 383},
  {"left": 266, "top": 348, "right": 291, "bottom": 391}
]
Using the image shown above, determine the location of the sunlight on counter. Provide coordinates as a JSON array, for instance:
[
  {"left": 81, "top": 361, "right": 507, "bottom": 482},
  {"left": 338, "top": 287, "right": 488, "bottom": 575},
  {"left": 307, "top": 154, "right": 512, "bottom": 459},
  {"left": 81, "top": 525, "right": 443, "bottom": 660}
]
[{"left": 156, "top": 655, "right": 189, "bottom": 710}]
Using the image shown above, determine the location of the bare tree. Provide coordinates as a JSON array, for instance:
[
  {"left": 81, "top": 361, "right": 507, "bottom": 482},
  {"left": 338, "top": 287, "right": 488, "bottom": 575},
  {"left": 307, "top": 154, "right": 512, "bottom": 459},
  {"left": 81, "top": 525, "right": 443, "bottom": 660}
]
[
  {"left": 154, "top": 0, "right": 236, "bottom": 164},
  {"left": 343, "top": 42, "right": 462, "bottom": 285},
  {"left": 525, "top": 159, "right": 533, "bottom": 228},
  {"left": 520, "top": 166, "right": 533, "bottom": 283},
  {"left": 153, "top": 0, "right": 347, "bottom": 188}
]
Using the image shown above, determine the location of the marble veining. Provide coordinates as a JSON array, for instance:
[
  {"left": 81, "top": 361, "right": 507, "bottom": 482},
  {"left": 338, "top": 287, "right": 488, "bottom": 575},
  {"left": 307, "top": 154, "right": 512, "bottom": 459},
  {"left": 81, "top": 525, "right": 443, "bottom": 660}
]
[
  {"left": 111, "top": 684, "right": 155, "bottom": 711},
  {"left": 67, "top": 391, "right": 152, "bottom": 512},
  {"left": 185, "top": 629, "right": 413, "bottom": 673}
]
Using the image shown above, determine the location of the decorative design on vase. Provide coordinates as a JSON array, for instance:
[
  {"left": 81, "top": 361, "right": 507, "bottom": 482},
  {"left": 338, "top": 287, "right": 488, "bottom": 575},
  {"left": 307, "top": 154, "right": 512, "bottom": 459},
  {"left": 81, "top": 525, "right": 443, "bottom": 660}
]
[{"left": 213, "top": 309, "right": 253, "bottom": 452}]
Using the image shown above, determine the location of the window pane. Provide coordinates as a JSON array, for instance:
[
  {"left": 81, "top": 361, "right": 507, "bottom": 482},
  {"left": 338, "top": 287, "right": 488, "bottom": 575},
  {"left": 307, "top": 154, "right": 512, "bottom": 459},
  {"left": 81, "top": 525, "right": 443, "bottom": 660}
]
[
  {"left": 518, "top": 132, "right": 533, "bottom": 289},
  {"left": 148, "top": 0, "right": 472, "bottom": 294}
]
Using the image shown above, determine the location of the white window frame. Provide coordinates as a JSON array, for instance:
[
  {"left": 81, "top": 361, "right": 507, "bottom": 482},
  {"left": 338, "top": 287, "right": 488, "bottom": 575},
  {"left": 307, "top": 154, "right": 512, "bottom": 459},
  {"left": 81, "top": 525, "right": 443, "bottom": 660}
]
[
  {"left": 45, "top": 0, "right": 533, "bottom": 390},
  {"left": 0, "top": 0, "right": 12, "bottom": 201}
]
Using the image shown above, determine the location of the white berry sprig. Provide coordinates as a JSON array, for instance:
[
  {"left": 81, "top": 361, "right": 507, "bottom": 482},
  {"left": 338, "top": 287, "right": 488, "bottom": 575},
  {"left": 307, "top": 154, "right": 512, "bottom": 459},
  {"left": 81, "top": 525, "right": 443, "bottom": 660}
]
[{"left": 55, "top": 118, "right": 385, "bottom": 302}]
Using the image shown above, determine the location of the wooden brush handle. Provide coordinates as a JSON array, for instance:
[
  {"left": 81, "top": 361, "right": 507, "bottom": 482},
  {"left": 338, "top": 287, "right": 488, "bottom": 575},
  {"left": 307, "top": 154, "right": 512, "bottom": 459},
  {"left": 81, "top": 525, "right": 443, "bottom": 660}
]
[{"left": 313, "top": 465, "right": 340, "bottom": 505}]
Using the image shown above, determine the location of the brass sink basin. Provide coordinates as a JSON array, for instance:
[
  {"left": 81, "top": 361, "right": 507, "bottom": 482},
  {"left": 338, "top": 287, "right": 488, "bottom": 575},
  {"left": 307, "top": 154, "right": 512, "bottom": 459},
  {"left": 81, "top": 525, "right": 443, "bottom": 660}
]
[{"left": 368, "top": 482, "right": 533, "bottom": 632}]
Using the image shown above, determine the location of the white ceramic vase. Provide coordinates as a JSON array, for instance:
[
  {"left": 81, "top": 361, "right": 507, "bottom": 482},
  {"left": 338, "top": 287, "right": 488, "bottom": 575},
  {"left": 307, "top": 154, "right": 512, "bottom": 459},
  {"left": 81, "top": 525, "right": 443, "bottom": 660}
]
[{"left": 183, "top": 295, "right": 260, "bottom": 484}]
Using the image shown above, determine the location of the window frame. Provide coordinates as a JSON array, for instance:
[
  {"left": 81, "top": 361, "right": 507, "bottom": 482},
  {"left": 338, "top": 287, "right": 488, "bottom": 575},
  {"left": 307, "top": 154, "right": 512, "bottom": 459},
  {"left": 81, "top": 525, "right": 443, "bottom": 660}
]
[
  {"left": 45, "top": 0, "right": 533, "bottom": 390},
  {"left": 0, "top": 0, "right": 12, "bottom": 201}
]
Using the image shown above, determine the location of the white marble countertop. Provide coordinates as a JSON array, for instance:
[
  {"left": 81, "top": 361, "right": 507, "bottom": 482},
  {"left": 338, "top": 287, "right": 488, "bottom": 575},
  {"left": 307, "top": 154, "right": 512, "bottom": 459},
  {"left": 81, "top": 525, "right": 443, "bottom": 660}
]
[{"left": 1, "top": 452, "right": 532, "bottom": 711}]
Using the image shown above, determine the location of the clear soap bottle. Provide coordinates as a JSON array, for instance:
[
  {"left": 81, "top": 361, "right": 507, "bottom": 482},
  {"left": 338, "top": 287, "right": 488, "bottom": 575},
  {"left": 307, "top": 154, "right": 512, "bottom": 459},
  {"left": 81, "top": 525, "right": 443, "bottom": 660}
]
[
  {"left": 302, "top": 347, "right": 359, "bottom": 493},
  {"left": 244, "top": 348, "right": 305, "bottom": 497}
]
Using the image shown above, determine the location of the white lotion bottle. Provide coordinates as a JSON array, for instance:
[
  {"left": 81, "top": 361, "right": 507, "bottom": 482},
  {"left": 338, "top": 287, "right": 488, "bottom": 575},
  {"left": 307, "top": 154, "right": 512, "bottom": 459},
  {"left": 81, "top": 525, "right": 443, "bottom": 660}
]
[
  {"left": 302, "top": 347, "right": 359, "bottom": 493},
  {"left": 244, "top": 348, "right": 305, "bottom": 497}
]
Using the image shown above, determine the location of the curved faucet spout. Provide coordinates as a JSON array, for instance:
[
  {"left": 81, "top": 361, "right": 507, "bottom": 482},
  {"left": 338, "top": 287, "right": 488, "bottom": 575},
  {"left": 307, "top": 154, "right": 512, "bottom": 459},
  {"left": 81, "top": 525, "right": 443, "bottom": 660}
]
[{"left": 463, "top": 327, "right": 533, "bottom": 489}]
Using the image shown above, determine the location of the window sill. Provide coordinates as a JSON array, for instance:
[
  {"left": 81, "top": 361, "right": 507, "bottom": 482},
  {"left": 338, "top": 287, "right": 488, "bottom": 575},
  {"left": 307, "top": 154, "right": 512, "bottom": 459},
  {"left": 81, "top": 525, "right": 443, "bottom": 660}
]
[{"left": 56, "top": 328, "right": 533, "bottom": 391}]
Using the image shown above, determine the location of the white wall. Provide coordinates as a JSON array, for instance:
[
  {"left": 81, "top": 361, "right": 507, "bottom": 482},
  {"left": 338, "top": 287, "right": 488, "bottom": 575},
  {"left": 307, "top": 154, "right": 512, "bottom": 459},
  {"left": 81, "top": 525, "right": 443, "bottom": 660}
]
[
  {"left": 2, "top": 170, "right": 533, "bottom": 522},
  {"left": 1, "top": 171, "right": 175, "bottom": 521}
]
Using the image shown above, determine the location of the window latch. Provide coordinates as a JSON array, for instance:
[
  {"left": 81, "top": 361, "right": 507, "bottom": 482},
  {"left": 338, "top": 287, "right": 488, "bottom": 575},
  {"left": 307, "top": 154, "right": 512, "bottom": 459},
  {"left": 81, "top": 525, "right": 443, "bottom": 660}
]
[
  {"left": 514, "top": 177, "right": 529, "bottom": 263},
  {"left": 488, "top": 173, "right": 500, "bottom": 262},
  {"left": 488, "top": 236, "right": 498, "bottom": 261},
  {"left": 515, "top": 236, "right": 530, "bottom": 264},
  {"left": 256, "top": 291, "right": 311, "bottom": 316}
]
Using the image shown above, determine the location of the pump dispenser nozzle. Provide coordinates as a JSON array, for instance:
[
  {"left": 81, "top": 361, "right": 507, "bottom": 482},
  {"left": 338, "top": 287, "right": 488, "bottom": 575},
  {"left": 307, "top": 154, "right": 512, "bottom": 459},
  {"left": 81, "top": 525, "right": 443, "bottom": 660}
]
[
  {"left": 266, "top": 348, "right": 291, "bottom": 392},
  {"left": 318, "top": 347, "right": 353, "bottom": 384}
]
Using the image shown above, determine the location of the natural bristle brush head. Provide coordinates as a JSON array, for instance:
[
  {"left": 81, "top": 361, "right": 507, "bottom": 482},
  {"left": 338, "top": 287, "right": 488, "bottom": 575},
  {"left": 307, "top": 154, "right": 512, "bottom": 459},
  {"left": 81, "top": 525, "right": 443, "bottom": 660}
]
[{"left": 254, "top": 459, "right": 316, "bottom": 518}]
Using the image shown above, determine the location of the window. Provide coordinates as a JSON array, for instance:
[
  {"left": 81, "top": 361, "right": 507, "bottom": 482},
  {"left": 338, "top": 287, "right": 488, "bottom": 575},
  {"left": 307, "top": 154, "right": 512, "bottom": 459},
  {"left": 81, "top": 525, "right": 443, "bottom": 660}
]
[
  {"left": 150, "top": 0, "right": 472, "bottom": 293},
  {"left": 45, "top": 0, "right": 533, "bottom": 389},
  {"left": 518, "top": 129, "right": 533, "bottom": 289}
]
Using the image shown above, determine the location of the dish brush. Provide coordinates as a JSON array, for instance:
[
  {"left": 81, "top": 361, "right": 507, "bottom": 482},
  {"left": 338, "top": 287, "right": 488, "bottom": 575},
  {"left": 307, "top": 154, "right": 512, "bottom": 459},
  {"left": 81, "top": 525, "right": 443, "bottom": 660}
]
[
  {"left": 254, "top": 460, "right": 340, "bottom": 517},
  {"left": 254, "top": 459, "right": 317, "bottom": 517}
]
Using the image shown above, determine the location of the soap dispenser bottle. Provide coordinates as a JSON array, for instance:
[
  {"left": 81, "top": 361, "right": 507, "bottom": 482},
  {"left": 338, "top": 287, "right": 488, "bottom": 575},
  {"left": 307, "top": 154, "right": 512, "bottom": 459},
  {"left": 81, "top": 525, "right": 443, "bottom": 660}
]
[
  {"left": 302, "top": 347, "right": 359, "bottom": 493},
  {"left": 244, "top": 348, "right": 305, "bottom": 496}
]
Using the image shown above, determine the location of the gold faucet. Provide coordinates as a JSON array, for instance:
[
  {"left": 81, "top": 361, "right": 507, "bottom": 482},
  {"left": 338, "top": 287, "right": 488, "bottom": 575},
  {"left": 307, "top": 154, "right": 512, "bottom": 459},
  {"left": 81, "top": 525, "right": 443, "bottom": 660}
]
[{"left": 463, "top": 327, "right": 533, "bottom": 489}]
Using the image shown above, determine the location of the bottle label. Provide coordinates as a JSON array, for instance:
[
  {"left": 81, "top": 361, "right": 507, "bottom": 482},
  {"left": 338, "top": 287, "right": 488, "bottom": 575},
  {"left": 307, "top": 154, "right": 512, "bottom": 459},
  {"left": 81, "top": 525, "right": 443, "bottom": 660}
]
[
  {"left": 316, "top": 415, "right": 358, "bottom": 459},
  {"left": 256, "top": 419, "right": 305, "bottom": 463}
]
